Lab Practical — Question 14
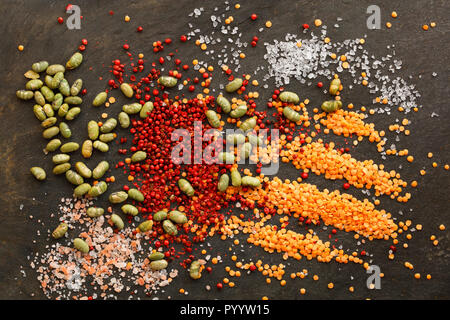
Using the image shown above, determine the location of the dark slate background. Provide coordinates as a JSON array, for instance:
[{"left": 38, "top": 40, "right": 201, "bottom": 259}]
[{"left": 0, "top": 0, "right": 449, "bottom": 299}]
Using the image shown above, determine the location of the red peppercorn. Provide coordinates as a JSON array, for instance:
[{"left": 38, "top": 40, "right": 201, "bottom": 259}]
[
  {"left": 249, "top": 265, "right": 256, "bottom": 271},
  {"left": 78, "top": 45, "right": 85, "bottom": 51},
  {"left": 343, "top": 182, "right": 350, "bottom": 190},
  {"left": 159, "top": 57, "right": 164, "bottom": 64},
  {"left": 180, "top": 35, "right": 187, "bottom": 42},
  {"left": 123, "top": 44, "right": 130, "bottom": 50},
  {"left": 165, "top": 38, "right": 172, "bottom": 44},
  {"left": 302, "top": 23, "right": 310, "bottom": 29},
  {"left": 317, "top": 82, "right": 323, "bottom": 88},
  {"left": 251, "top": 41, "right": 257, "bottom": 47},
  {"left": 301, "top": 172, "right": 308, "bottom": 179},
  {"left": 250, "top": 14, "right": 257, "bottom": 20},
  {"left": 57, "top": 17, "right": 64, "bottom": 24},
  {"left": 216, "top": 283, "right": 223, "bottom": 289}
]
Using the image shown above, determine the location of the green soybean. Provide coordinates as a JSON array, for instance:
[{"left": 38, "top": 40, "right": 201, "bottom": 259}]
[
  {"left": 283, "top": 107, "right": 301, "bottom": 122},
  {"left": 60, "top": 142, "right": 79, "bottom": 153},
  {"left": 81, "top": 140, "right": 93, "bottom": 158},
  {"left": 178, "top": 179, "right": 194, "bottom": 197},
  {"left": 65, "top": 170, "right": 84, "bottom": 185},
  {"left": 321, "top": 100, "right": 342, "bottom": 113},
  {"left": 87, "top": 121, "right": 99, "bottom": 140},
  {"left": 45, "top": 75, "right": 55, "bottom": 89},
  {"left": 247, "top": 133, "right": 264, "bottom": 146},
  {"left": 74, "top": 183, "right": 91, "bottom": 197},
  {"left": 131, "top": 151, "right": 146, "bottom": 162},
  {"left": 46, "top": 64, "right": 65, "bottom": 75},
  {"left": 53, "top": 163, "right": 71, "bottom": 175},
  {"left": 138, "top": 220, "right": 153, "bottom": 232},
  {"left": 225, "top": 78, "right": 243, "bottom": 93},
  {"left": 140, "top": 102, "right": 154, "bottom": 118},
  {"left": 34, "top": 91, "right": 46, "bottom": 105},
  {"left": 52, "top": 154, "right": 70, "bottom": 164},
  {"left": 189, "top": 260, "right": 202, "bottom": 280},
  {"left": 226, "top": 133, "right": 246, "bottom": 145},
  {"left": 231, "top": 168, "right": 242, "bottom": 187},
  {"left": 239, "top": 117, "right": 257, "bottom": 132},
  {"left": 93, "top": 140, "right": 109, "bottom": 153},
  {"left": 219, "top": 152, "right": 235, "bottom": 164},
  {"left": 73, "top": 238, "right": 89, "bottom": 253},
  {"left": 118, "top": 112, "right": 130, "bottom": 128},
  {"left": 218, "top": 174, "right": 229, "bottom": 192},
  {"left": 329, "top": 78, "right": 341, "bottom": 95},
  {"left": 58, "top": 103, "right": 69, "bottom": 117},
  {"left": 16, "top": 90, "right": 34, "bottom": 100},
  {"left": 45, "top": 139, "right": 61, "bottom": 153},
  {"left": 52, "top": 93, "right": 63, "bottom": 110},
  {"left": 121, "top": 204, "right": 139, "bottom": 216},
  {"left": 24, "top": 70, "right": 40, "bottom": 79},
  {"left": 206, "top": 110, "right": 220, "bottom": 128},
  {"left": 230, "top": 104, "right": 247, "bottom": 118},
  {"left": 153, "top": 210, "right": 167, "bottom": 222},
  {"left": 59, "top": 122, "right": 71, "bottom": 139},
  {"left": 32, "top": 61, "right": 49, "bottom": 73},
  {"left": 100, "top": 118, "right": 117, "bottom": 133},
  {"left": 51, "top": 72, "right": 64, "bottom": 89},
  {"left": 279, "top": 91, "right": 300, "bottom": 104},
  {"left": 99, "top": 133, "right": 115, "bottom": 143},
  {"left": 128, "top": 188, "right": 144, "bottom": 202},
  {"left": 33, "top": 105, "right": 47, "bottom": 121},
  {"left": 70, "top": 79, "right": 83, "bottom": 96},
  {"left": 240, "top": 142, "right": 252, "bottom": 159},
  {"left": 43, "top": 103, "right": 54, "bottom": 117},
  {"left": 26, "top": 79, "right": 43, "bottom": 90},
  {"left": 162, "top": 220, "right": 178, "bottom": 236},
  {"left": 111, "top": 213, "right": 124, "bottom": 230},
  {"left": 41, "top": 117, "right": 57, "bottom": 128},
  {"left": 65, "top": 107, "right": 81, "bottom": 120},
  {"left": 216, "top": 95, "right": 231, "bottom": 113},
  {"left": 92, "top": 92, "right": 107, "bottom": 107},
  {"left": 148, "top": 252, "right": 164, "bottom": 261},
  {"left": 75, "top": 162, "right": 92, "bottom": 178},
  {"left": 122, "top": 103, "right": 142, "bottom": 114},
  {"left": 66, "top": 52, "right": 83, "bottom": 70},
  {"left": 92, "top": 161, "right": 109, "bottom": 179},
  {"left": 30, "top": 167, "right": 46, "bottom": 181},
  {"left": 158, "top": 76, "right": 177, "bottom": 88},
  {"left": 64, "top": 96, "right": 82, "bottom": 105},
  {"left": 120, "top": 83, "right": 134, "bottom": 98},
  {"left": 52, "top": 223, "right": 68, "bottom": 239},
  {"left": 58, "top": 79, "right": 70, "bottom": 96},
  {"left": 86, "top": 207, "right": 104, "bottom": 218},
  {"left": 168, "top": 210, "right": 188, "bottom": 224},
  {"left": 41, "top": 86, "right": 54, "bottom": 102},
  {"left": 108, "top": 191, "right": 128, "bottom": 204},
  {"left": 150, "top": 259, "right": 168, "bottom": 271},
  {"left": 241, "top": 176, "right": 261, "bottom": 188},
  {"left": 88, "top": 181, "right": 107, "bottom": 197},
  {"left": 42, "top": 126, "right": 60, "bottom": 139}
]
